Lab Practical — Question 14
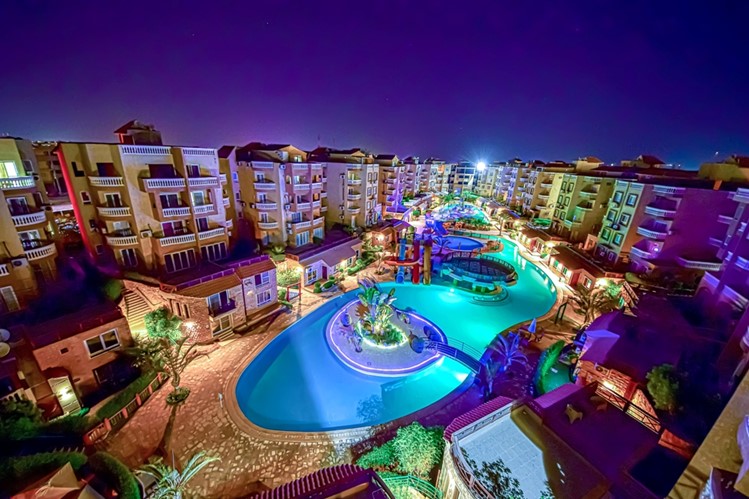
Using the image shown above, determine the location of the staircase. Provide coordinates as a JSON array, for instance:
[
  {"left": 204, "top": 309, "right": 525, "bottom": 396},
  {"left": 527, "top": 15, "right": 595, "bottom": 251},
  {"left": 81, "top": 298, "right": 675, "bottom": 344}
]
[
  {"left": 424, "top": 340, "right": 482, "bottom": 372},
  {"left": 123, "top": 290, "right": 152, "bottom": 336}
]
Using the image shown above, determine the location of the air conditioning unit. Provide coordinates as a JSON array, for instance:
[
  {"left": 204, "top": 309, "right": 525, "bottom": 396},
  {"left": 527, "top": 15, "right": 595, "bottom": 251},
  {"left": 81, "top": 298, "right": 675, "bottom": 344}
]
[
  {"left": 279, "top": 164, "right": 286, "bottom": 170},
  {"left": 249, "top": 203, "right": 255, "bottom": 209},
  {"left": 11, "top": 258, "right": 27, "bottom": 267},
  {"left": 611, "top": 224, "right": 620, "bottom": 230},
  {"left": 140, "top": 230, "right": 152, "bottom": 238},
  {"left": 284, "top": 204, "right": 291, "bottom": 210},
  {"left": 100, "top": 227, "right": 108, "bottom": 234}
]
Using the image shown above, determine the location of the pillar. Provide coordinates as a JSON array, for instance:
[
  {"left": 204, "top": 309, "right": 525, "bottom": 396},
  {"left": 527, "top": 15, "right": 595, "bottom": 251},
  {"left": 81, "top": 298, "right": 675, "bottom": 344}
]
[{"left": 423, "top": 239, "right": 433, "bottom": 285}]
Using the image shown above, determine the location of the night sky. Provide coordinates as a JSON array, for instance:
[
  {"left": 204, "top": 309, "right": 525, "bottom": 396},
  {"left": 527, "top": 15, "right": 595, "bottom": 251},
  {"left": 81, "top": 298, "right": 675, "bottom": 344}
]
[{"left": 2, "top": 1, "right": 748, "bottom": 167}]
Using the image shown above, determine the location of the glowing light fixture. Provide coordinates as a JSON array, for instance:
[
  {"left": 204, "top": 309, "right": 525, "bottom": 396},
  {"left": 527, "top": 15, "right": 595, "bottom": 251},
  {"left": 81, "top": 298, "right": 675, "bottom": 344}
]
[{"left": 476, "top": 161, "right": 487, "bottom": 171}]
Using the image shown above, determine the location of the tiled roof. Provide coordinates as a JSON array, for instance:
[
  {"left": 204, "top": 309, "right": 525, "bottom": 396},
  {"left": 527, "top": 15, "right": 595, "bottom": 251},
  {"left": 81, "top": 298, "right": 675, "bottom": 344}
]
[
  {"left": 177, "top": 274, "right": 241, "bottom": 298},
  {"left": 254, "top": 465, "right": 368, "bottom": 499},
  {"left": 217, "top": 145, "right": 235, "bottom": 158},
  {"left": 551, "top": 245, "right": 605, "bottom": 277},
  {"left": 444, "top": 396, "right": 513, "bottom": 441},
  {"left": 235, "top": 258, "right": 276, "bottom": 279}
]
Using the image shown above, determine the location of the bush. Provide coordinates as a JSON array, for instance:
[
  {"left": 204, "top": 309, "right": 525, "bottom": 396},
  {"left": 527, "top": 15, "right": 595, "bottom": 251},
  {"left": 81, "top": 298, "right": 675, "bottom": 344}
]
[
  {"left": 95, "top": 372, "right": 156, "bottom": 422},
  {"left": 89, "top": 452, "right": 140, "bottom": 499},
  {"left": 0, "top": 451, "right": 87, "bottom": 494},
  {"left": 647, "top": 364, "right": 680, "bottom": 413},
  {"left": 314, "top": 282, "right": 322, "bottom": 293},
  {"left": 357, "top": 441, "right": 395, "bottom": 470},
  {"left": 45, "top": 410, "right": 92, "bottom": 435},
  {"left": 533, "top": 340, "right": 565, "bottom": 395},
  {"left": 0, "top": 399, "right": 43, "bottom": 441}
]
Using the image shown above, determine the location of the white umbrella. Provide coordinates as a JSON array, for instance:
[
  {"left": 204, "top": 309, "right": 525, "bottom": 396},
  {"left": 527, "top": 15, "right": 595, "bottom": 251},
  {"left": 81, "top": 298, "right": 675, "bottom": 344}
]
[{"left": 528, "top": 318, "right": 537, "bottom": 334}]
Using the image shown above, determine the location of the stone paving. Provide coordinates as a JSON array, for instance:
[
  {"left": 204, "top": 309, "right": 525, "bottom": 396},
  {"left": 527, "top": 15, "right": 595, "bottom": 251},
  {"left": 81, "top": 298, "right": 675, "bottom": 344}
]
[{"left": 102, "top": 253, "right": 572, "bottom": 498}]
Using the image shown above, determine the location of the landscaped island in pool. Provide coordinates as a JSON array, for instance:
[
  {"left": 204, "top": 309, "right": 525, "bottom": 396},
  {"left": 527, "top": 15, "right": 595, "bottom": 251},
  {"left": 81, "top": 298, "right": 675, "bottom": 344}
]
[{"left": 234, "top": 239, "right": 556, "bottom": 432}]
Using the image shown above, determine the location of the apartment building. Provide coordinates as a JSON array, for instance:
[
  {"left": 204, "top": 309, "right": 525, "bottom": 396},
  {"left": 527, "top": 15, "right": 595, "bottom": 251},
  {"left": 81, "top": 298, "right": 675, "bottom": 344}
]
[
  {"left": 494, "top": 159, "right": 528, "bottom": 206},
  {"left": 234, "top": 143, "right": 326, "bottom": 247},
  {"left": 621, "top": 154, "right": 666, "bottom": 169},
  {"left": 401, "top": 156, "right": 421, "bottom": 197},
  {"left": 376, "top": 154, "right": 406, "bottom": 216},
  {"left": 473, "top": 162, "right": 501, "bottom": 199},
  {"left": 312, "top": 147, "right": 380, "bottom": 228},
  {"left": 520, "top": 161, "right": 574, "bottom": 217},
  {"left": 423, "top": 158, "right": 447, "bottom": 192},
  {"left": 594, "top": 179, "right": 734, "bottom": 273},
  {"left": 0, "top": 138, "right": 58, "bottom": 315},
  {"left": 574, "top": 156, "right": 605, "bottom": 171},
  {"left": 56, "top": 122, "right": 232, "bottom": 274},
  {"left": 448, "top": 161, "right": 476, "bottom": 194},
  {"left": 551, "top": 173, "right": 615, "bottom": 243},
  {"left": 34, "top": 141, "right": 67, "bottom": 200},
  {"left": 217, "top": 146, "right": 242, "bottom": 240},
  {"left": 699, "top": 154, "right": 749, "bottom": 182}
]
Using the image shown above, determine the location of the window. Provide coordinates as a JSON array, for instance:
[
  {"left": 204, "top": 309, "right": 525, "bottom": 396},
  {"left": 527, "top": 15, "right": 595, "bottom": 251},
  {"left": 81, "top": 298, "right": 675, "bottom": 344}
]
[
  {"left": 313, "top": 227, "right": 324, "bottom": 239},
  {"left": 257, "top": 289, "right": 272, "bottom": 306},
  {"left": 232, "top": 172, "right": 238, "bottom": 182},
  {"left": 160, "top": 193, "right": 181, "bottom": 208},
  {"left": 213, "top": 315, "right": 232, "bottom": 335},
  {"left": 0, "top": 161, "right": 21, "bottom": 178},
  {"left": 606, "top": 210, "right": 616, "bottom": 222},
  {"left": 164, "top": 249, "right": 196, "bottom": 273},
  {"left": 0, "top": 286, "right": 19, "bottom": 314},
  {"left": 104, "top": 193, "right": 123, "bottom": 207},
  {"left": 6, "top": 196, "right": 29, "bottom": 215},
  {"left": 80, "top": 191, "right": 91, "bottom": 205},
  {"left": 186, "top": 164, "right": 200, "bottom": 177},
  {"left": 72, "top": 161, "right": 85, "bottom": 178},
  {"left": 296, "top": 231, "right": 309, "bottom": 246},
  {"left": 582, "top": 277, "right": 593, "bottom": 289},
  {"left": 620, "top": 213, "right": 631, "bottom": 226},
  {"left": 613, "top": 191, "right": 623, "bottom": 204},
  {"left": 161, "top": 220, "right": 187, "bottom": 237},
  {"left": 601, "top": 228, "right": 611, "bottom": 241},
  {"left": 191, "top": 191, "right": 208, "bottom": 206},
  {"left": 85, "top": 329, "right": 120, "bottom": 357},
  {"left": 254, "top": 271, "right": 271, "bottom": 286},
  {"left": 207, "top": 291, "right": 233, "bottom": 315},
  {"left": 201, "top": 242, "right": 226, "bottom": 262},
  {"left": 626, "top": 193, "right": 638, "bottom": 207},
  {"left": 305, "top": 266, "right": 318, "bottom": 284},
  {"left": 613, "top": 233, "right": 623, "bottom": 245},
  {"left": 120, "top": 248, "right": 138, "bottom": 268}
]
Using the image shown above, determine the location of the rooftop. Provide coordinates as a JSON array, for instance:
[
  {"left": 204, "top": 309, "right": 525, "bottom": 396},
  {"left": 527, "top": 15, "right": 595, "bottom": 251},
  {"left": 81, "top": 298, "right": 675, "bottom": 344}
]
[{"left": 550, "top": 245, "right": 606, "bottom": 277}]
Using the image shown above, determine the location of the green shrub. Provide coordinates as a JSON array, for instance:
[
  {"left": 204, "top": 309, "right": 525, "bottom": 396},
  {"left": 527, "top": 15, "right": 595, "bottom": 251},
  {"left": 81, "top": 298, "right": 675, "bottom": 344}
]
[
  {"left": 95, "top": 372, "right": 156, "bottom": 422},
  {"left": 0, "top": 399, "right": 43, "bottom": 440},
  {"left": 647, "top": 364, "right": 680, "bottom": 413},
  {"left": 357, "top": 441, "right": 395, "bottom": 470},
  {"left": 45, "top": 410, "right": 92, "bottom": 435},
  {"left": 313, "top": 282, "right": 322, "bottom": 293},
  {"left": 89, "top": 451, "right": 140, "bottom": 499},
  {"left": 533, "top": 340, "right": 565, "bottom": 395},
  {"left": 0, "top": 452, "right": 87, "bottom": 494}
]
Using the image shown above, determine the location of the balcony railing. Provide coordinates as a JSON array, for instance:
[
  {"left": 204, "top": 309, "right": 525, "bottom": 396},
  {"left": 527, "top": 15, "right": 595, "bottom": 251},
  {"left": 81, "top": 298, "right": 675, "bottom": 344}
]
[
  {"left": 311, "top": 182, "right": 323, "bottom": 190},
  {"left": 288, "top": 220, "right": 311, "bottom": 230},
  {"left": 347, "top": 193, "right": 362, "bottom": 201},
  {"left": 96, "top": 206, "right": 131, "bottom": 218},
  {"left": 187, "top": 176, "right": 219, "bottom": 188},
  {"left": 258, "top": 221, "right": 279, "bottom": 230},
  {"left": 198, "top": 227, "right": 225, "bottom": 241},
  {"left": 630, "top": 246, "right": 656, "bottom": 260},
  {"left": 144, "top": 177, "right": 186, "bottom": 190},
  {"left": 254, "top": 181, "right": 276, "bottom": 190},
  {"left": 24, "top": 241, "right": 57, "bottom": 260},
  {"left": 121, "top": 145, "right": 171, "bottom": 155},
  {"left": 718, "top": 214, "right": 734, "bottom": 224},
  {"left": 0, "top": 263, "right": 8, "bottom": 276},
  {"left": 676, "top": 255, "right": 723, "bottom": 271},
  {"left": 312, "top": 200, "right": 321, "bottom": 208},
  {"left": 731, "top": 189, "right": 749, "bottom": 204},
  {"left": 320, "top": 192, "right": 328, "bottom": 198},
  {"left": 219, "top": 173, "right": 227, "bottom": 183},
  {"left": 156, "top": 233, "right": 196, "bottom": 247},
  {"left": 193, "top": 203, "right": 215, "bottom": 215},
  {"left": 348, "top": 206, "right": 361, "bottom": 214},
  {"left": 636, "top": 225, "right": 668, "bottom": 240},
  {"left": 313, "top": 217, "right": 325, "bottom": 226},
  {"left": 347, "top": 178, "right": 362, "bottom": 185},
  {"left": 223, "top": 197, "right": 230, "bottom": 207},
  {"left": 653, "top": 185, "right": 686, "bottom": 197},
  {"left": 321, "top": 205, "right": 328, "bottom": 212},
  {"left": 644, "top": 205, "right": 677, "bottom": 218},
  {"left": 708, "top": 236, "right": 723, "bottom": 248},
  {"left": 293, "top": 183, "right": 311, "bottom": 192},
  {"left": 225, "top": 219, "right": 233, "bottom": 229},
  {"left": 295, "top": 202, "right": 311, "bottom": 210},
  {"left": 89, "top": 176, "right": 124, "bottom": 187},
  {"left": 255, "top": 202, "right": 277, "bottom": 210},
  {"left": 162, "top": 206, "right": 191, "bottom": 217},
  {"left": 0, "top": 176, "right": 35, "bottom": 190},
  {"left": 106, "top": 234, "right": 139, "bottom": 246},
  {"left": 12, "top": 211, "right": 47, "bottom": 227}
]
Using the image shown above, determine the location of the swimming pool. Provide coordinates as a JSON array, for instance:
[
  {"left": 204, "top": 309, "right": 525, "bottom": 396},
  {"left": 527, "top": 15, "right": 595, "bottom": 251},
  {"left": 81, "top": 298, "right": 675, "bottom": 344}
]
[
  {"left": 234, "top": 239, "right": 556, "bottom": 432},
  {"left": 439, "top": 235, "right": 484, "bottom": 251}
]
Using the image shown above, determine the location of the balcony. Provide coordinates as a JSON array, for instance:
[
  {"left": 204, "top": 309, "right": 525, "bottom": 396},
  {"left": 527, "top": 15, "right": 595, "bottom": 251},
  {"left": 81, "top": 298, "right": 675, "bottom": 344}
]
[
  {"left": 208, "top": 298, "right": 236, "bottom": 317},
  {"left": 311, "top": 182, "right": 323, "bottom": 190},
  {"left": 347, "top": 178, "right": 362, "bottom": 185},
  {"left": 293, "top": 183, "right": 311, "bottom": 192},
  {"left": 737, "top": 256, "right": 749, "bottom": 271},
  {"left": 220, "top": 173, "right": 227, "bottom": 184},
  {"left": 258, "top": 221, "right": 280, "bottom": 230},
  {"left": 644, "top": 204, "right": 677, "bottom": 218},
  {"left": 537, "top": 193, "right": 549, "bottom": 200},
  {"left": 188, "top": 176, "right": 219, "bottom": 188},
  {"left": 718, "top": 214, "right": 734, "bottom": 224},
  {"left": 253, "top": 181, "right": 276, "bottom": 190},
  {"left": 312, "top": 200, "right": 321, "bottom": 208},
  {"left": 540, "top": 181, "right": 553, "bottom": 188},
  {"left": 89, "top": 176, "right": 124, "bottom": 187},
  {"left": 347, "top": 193, "right": 362, "bottom": 201},
  {"left": 731, "top": 189, "right": 749, "bottom": 204},
  {"left": 321, "top": 176, "right": 328, "bottom": 183},
  {"left": 23, "top": 240, "right": 57, "bottom": 260},
  {"left": 121, "top": 145, "right": 171, "bottom": 156},
  {"left": 292, "top": 164, "right": 309, "bottom": 172},
  {"left": 321, "top": 205, "right": 328, "bottom": 212},
  {"left": 255, "top": 202, "right": 277, "bottom": 211},
  {"left": 156, "top": 232, "right": 196, "bottom": 247},
  {"left": 636, "top": 225, "right": 668, "bottom": 240},
  {"left": 288, "top": 220, "right": 311, "bottom": 230},
  {"left": 96, "top": 206, "right": 131, "bottom": 218},
  {"left": 106, "top": 233, "right": 139, "bottom": 246},
  {"left": 313, "top": 216, "right": 325, "bottom": 226},
  {"left": 12, "top": 210, "right": 47, "bottom": 227},
  {"left": 223, "top": 197, "right": 230, "bottom": 207},
  {"left": 0, "top": 263, "right": 8, "bottom": 277},
  {"left": 225, "top": 219, "right": 233, "bottom": 229},
  {"left": 193, "top": 203, "right": 215, "bottom": 215},
  {"left": 348, "top": 206, "right": 361, "bottom": 214},
  {"left": 162, "top": 206, "right": 191, "bottom": 218},
  {"left": 198, "top": 227, "right": 225, "bottom": 241},
  {"left": 676, "top": 255, "right": 723, "bottom": 272},
  {"left": 295, "top": 202, "right": 311, "bottom": 210},
  {"left": 0, "top": 176, "right": 35, "bottom": 190},
  {"left": 562, "top": 219, "right": 582, "bottom": 228},
  {"left": 320, "top": 192, "right": 328, "bottom": 198},
  {"left": 653, "top": 185, "right": 686, "bottom": 197},
  {"left": 630, "top": 245, "right": 656, "bottom": 260},
  {"left": 144, "top": 177, "right": 186, "bottom": 190}
]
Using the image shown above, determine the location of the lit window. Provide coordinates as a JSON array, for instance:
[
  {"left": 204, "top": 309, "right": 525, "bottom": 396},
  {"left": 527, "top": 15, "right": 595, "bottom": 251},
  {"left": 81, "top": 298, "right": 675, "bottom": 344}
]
[{"left": 85, "top": 329, "right": 120, "bottom": 357}]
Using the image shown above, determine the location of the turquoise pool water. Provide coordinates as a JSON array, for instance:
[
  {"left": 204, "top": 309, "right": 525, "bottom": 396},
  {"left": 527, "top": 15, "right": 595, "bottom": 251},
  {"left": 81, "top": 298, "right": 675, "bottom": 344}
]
[
  {"left": 235, "top": 239, "right": 556, "bottom": 432},
  {"left": 439, "top": 235, "right": 484, "bottom": 251}
]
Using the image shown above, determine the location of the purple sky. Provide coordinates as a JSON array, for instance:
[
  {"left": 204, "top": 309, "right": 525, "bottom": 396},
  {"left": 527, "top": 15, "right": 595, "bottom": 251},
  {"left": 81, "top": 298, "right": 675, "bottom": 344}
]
[{"left": 2, "top": 1, "right": 748, "bottom": 167}]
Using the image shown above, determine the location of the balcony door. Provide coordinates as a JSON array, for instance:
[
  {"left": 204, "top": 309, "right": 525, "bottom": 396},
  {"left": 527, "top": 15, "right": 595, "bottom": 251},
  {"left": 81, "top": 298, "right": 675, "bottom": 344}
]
[
  {"left": 207, "top": 291, "right": 230, "bottom": 314},
  {"left": 112, "top": 221, "right": 132, "bottom": 236},
  {"left": 104, "top": 193, "right": 123, "bottom": 208},
  {"left": 7, "top": 197, "right": 29, "bottom": 215},
  {"left": 96, "top": 162, "right": 116, "bottom": 177},
  {"left": 191, "top": 191, "right": 208, "bottom": 206},
  {"left": 160, "top": 193, "right": 181, "bottom": 208},
  {"left": 186, "top": 164, "right": 200, "bottom": 178},
  {"left": 161, "top": 221, "right": 186, "bottom": 237},
  {"left": 196, "top": 217, "right": 209, "bottom": 232},
  {"left": 0, "top": 161, "right": 21, "bottom": 178},
  {"left": 149, "top": 164, "right": 177, "bottom": 178}
]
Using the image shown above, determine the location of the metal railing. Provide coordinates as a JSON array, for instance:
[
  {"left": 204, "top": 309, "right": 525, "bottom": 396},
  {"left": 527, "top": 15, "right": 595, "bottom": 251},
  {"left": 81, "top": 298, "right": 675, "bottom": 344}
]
[
  {"left": 595, "top": 383, "right": 661, "bottom": 434},
  {"left": 381, "top": 475, "right": 443, "bottom": 499}
]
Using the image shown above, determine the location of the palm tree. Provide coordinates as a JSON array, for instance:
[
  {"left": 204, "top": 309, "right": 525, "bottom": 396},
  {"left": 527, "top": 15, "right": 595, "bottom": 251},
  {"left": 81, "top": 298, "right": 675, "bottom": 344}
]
[
  {"left": 356, "top": 278, "right": 397, "bottom": 337},
  {"left": 479, "top": 333, "right": 528, "bottom": 401},
  {"left": 568, "top": 285, "right": 620, "bottom": 324},
  {"left": 141, "top": 451, "right": 219, "bottom": 499}
]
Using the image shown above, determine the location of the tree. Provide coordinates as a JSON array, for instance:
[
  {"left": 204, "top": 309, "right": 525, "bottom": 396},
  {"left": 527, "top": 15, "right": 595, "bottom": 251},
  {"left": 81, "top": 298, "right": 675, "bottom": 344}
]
[
  {"left": 356, "top": 279, "right": 398, "bottom": 340},
  {"left": 568, "top": 285, "right": 620, "bottom": 325},
  {"left": 391, "top": 423, "right": 444, "bottom": 477},
  {"left": 646, "top": 364, "right": 680, "bottom": 413},
  {"left": 140, "top": 451, "right": 219, "bottom": 499},
  {"left": 461, "top": 451, "right": 524, "bottom": 499},
  {"left": 144, "top": 307, "right": 183, "bottom": 342},
  {"left": 479, "top": 333, "right": 528, "bottom": 401}
]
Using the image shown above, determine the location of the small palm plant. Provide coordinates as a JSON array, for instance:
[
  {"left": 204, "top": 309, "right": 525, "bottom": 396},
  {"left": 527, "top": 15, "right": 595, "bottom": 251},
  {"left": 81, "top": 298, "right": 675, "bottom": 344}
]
[
  {"left": 569, "top": 285, "right": 620, "bottom": 324},
  {"left": 356, "top": 278, "right": 397, "bottom": 338},
  {"left": 141, "top": 451, "right": 219, "bottom": 499},
  {"left": 480, "top": 333, "right": 527, "bottom": 401}
]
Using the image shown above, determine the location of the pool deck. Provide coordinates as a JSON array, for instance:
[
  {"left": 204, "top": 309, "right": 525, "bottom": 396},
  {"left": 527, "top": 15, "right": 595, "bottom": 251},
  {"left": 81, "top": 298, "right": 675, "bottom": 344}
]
[{"left": 101, "top": 239, "right": 573, "bottom": 498}]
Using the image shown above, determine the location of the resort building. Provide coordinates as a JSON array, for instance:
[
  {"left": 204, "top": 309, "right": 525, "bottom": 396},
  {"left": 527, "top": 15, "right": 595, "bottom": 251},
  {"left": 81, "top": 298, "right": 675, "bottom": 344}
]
[
  {"left": 310, "top": 147, "right": 379, "bottom": 228},
  {"left": 516, "top": 226, "right": 564, "bottom": 255},
  {"left": 375, "top": 154, "right": 406, "bottom": 216},
  {"left": 593, "top": 179, "right": 733, "bottom": 273},
  {"left": 520, "top": 161, "right": 575, "bottom": 218},
  {"left": 429, "top": 160, "right": 454, "bottom": 193},
  {"left": 574, "top": 156, "right": 605, "bottom": 171},
  {"left": 34, "top": 141, "right": 68, "bottom": 201},
  {"left": 0, "top": 137, "right": 59, "bottom": 315},
  {"left": 234, "top": 143, "right": 326, "bottom": 247},
  {"left": 258, "top": 465, "right": 395, "bottom": 498},
  {"left": 699, "top": 154, "right": 749, "bottom": 182},
  {"left": 122, "top": 255, "right": 279, "bottom": 341},
  {"left": 621, "top": 154, "right": 667, "bottom": 169},
  {"left": 401, "top": 156, "right": 421, "bottom": 197},
  {"left": 285, "top": 234, "right": 362, "bottom": 285},
  {"left": 472, "top": 162, "right": 501, "bottom": 199},
  {"left": 418, "top": 157, "right": 438, "bottom": 192},
  {"left": 55, "top": 121, "right": 232, "bottom": 273},
  {"left": 547, "top": 244, "right": 618, "bottom": 289},
  {"left": 550, "top": 173, "right": 615, "bottom": 243},
  {"left": 494, "top": 158, "right": 534, "bottom": 207},
  {"left": 217, "top": 146, "right": 242, "bottom": 241}
]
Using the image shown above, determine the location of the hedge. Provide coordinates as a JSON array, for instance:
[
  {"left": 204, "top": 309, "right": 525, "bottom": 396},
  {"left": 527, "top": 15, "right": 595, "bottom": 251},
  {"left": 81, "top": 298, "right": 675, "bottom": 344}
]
[
  {"left": 533, "top": 340, "right": 565, "bottom": 395},
  {"left": 95, "top": 372, "right": 156, "bottom": 422},
  {"left": 0, "top": 451, "right": 88, "bottom": 494},
  {"left": 89, "top": 451, "right": 141, "bottom": 499}
]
